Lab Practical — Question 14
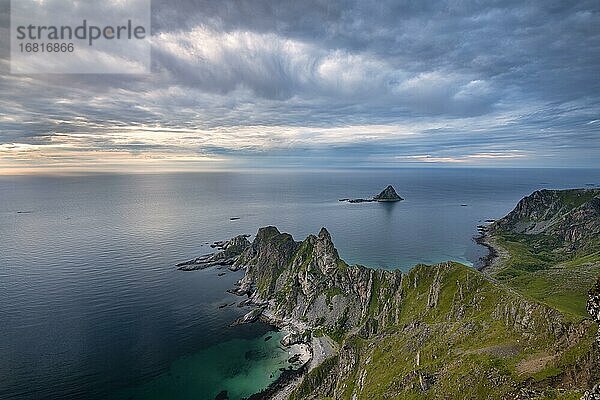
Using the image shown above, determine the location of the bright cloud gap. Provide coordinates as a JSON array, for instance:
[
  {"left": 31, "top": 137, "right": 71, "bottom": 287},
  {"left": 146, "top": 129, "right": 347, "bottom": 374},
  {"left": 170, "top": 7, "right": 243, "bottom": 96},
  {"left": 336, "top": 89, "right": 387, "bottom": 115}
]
[{"left": 0, "top": 0, "right": 599, "bottom": 173}]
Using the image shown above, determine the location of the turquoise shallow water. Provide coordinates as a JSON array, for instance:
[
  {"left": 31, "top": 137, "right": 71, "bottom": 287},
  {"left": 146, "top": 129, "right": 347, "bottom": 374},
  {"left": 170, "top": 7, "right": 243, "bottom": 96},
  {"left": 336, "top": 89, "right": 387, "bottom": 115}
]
[
  {"left": 110, "top": 331, "right": 290, "bottom": 400},
  {"left": 1, "top": 168, "right": 598, "bottom": 399}
]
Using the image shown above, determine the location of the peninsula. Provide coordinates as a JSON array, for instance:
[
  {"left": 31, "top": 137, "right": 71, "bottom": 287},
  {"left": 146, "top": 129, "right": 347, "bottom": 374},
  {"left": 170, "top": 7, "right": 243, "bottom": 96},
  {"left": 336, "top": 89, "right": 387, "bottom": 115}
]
[{"left": 180, "top": 188, "right": 599, "bottom": 399}]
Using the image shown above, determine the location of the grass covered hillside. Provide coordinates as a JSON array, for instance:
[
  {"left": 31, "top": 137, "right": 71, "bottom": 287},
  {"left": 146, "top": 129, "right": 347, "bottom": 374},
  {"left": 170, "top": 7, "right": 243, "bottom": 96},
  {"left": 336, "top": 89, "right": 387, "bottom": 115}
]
[
  {"left": 289, "top": 262, "right": 598, "bottom": 400},
  {"left": 229, "top": 190, "right": 600, "bottom": 399},
  {"left": 485, "top": 189, "right": 600, "bottom": 318}
]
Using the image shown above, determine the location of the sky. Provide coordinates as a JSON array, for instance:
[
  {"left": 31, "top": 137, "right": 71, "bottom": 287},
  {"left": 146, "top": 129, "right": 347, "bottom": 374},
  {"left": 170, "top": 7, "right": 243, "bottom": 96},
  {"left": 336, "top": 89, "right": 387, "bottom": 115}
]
[{"left": 0, "top": 0, "right": 599, "bottom": 174}]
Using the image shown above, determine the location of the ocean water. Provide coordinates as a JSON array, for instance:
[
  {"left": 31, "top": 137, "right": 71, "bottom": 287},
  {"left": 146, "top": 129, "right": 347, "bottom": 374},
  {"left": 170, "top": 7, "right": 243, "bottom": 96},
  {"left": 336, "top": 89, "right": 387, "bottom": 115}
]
[
  {"left": 109, "top": 331, "right": 293, "bottom": 400},
  {"left": 0, "top": 168, "right": 598, "bottom": 399}
]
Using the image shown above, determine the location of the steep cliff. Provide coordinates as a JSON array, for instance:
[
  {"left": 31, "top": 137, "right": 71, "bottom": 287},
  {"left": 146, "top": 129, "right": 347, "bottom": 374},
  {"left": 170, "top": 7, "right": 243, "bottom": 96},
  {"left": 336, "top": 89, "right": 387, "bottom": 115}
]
[
  {"left": 289, "top": 262, "right": 598, "bottom": 399},
  {"left": 590, "top": 277, "right": 600, "bottom": 343},
  {"left": 234, "top": 226, "right": 403, "bottom": 335},
  {"left": 179, "top": 188, "right": 599, "bottom": 399},
  {"left": 228, "top": 223, "right": 598, "bottom": 399},
  {"left": 491, "top": 189, "right": 600, "bottom": 250}
]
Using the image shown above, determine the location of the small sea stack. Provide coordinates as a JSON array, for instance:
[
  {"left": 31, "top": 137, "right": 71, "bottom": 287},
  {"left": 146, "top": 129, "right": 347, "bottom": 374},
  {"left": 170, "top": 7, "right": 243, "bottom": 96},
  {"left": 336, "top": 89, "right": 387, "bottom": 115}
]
[{"left": 373, "top": 185, "right": 403, "bottom": 202}]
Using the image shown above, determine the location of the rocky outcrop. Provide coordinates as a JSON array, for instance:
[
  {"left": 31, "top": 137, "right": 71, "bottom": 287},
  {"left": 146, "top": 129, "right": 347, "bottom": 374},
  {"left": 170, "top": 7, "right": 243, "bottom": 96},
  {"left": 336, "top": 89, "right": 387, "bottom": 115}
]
[
  {"left": 553, "top": 196, "right": 600, "bottom": 247},
  {"left": 233, "top": 226, "right": 299, "bottom": 293},
  {"left": 232, "top": 307, "right": 265, "bottom": 325},
  {"left": 582, "top": 385, "right": 600, "bottom": 400},
  {"left": 589, "top": 277, "right": 600, "bottom": 344},
  {"left": 178, "top": 188, "right": 600, "bottom": 398},
  {"left": 373, "top": 185, "right": 403, "bottom": 201},
  {"left": 581, "top": 278, "right": 600, "bottom": 400},
  {"left": 176, "top": 235, "right": 251, "bottom": 270},
  {"left": 339, "top": 185, "right": 403, "bottom": 203},
  {"left": 233, "top": 226, "right": 403, "bottom": 334},
  {"left": 491, "top": 189, "right": 600, "bottom": 249},
  {"left": 176, "top": 221, "right": 599, "bottom": 398}
]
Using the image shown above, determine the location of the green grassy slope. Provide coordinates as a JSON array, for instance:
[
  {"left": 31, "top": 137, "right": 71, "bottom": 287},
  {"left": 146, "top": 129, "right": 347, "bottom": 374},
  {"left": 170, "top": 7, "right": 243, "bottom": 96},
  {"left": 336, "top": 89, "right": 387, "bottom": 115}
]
[
  {"left": 485, "top": 189, "right": 600, "bottom": 320},
  {"left": 491, "top": 232, "right": 600, "bottom": 318},
  {"left": 242, "top": 190, "right": 600, "bottom": 399},
  {"left": 289, "top": 263, "right": 598, "bottom": 399}
]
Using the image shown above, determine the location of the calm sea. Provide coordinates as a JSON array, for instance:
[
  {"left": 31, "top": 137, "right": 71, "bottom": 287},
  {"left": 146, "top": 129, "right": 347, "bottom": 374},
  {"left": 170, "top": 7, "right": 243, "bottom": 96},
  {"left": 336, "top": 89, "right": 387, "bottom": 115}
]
[{"left": 1, "top": 168, "right": 598, "bottom": 399}]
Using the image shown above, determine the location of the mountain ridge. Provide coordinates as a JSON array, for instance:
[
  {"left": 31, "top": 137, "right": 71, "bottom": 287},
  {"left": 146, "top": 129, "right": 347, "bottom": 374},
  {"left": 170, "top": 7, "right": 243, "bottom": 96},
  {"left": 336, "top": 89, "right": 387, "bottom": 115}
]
[
  {"left": 180, "top": 188, "right": 600, "bottom": 399},
  {"left": 481, "top": 188, "right": 600, "bottom": 318},
  {"left": 226, "top": 224, "right": 598, "bottom": 399},
  {"left": 491, "top": 189, "right": 600, "bottom": 250}
]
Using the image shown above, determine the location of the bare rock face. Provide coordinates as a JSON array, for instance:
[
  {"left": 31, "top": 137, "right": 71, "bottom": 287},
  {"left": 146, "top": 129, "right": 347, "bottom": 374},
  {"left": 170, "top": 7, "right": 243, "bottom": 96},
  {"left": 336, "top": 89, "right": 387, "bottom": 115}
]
[
  {"left": 176, "top": 235, "right": 251, "bottom": 270},
  {"left": 582, "top": 385, "right": 600, "bottom": 400},
  {"left": 496, "top": 189, "right": 566, "bottom": 230},
  {"left": 188, "top": 221, "right": 598, "bottom": 399},
  {"left": 231, "top": 226, "right": 402, "bottom": 333},
  {"left": 281, "top": 331, "right": 310, "bottom": 346},
  {"left": 491, "top": 189, "right": 600, "bottom": 249},
  {"left": 373, "top": 185, "right": 403, "bottom": 202},
  {"left": 553, "top": 196, "right": 600, "bottom": 246},
  {"left": 589, "top": 277, "right": 600, "bottom": 344},
  {"left": 231, "top": 307, "right": 264, "bottom": 325},
  {"left": 234, "top": 226, "right": 299, "bottom": 296}
]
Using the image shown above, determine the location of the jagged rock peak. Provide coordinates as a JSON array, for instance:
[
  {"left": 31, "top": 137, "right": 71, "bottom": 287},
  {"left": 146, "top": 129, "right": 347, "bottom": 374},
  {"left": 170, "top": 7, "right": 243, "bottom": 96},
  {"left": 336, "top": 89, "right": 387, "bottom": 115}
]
[
  {"left": 314, "top": 227, "right": 341, "bottom": 272},
  {"left": 318, "top": 227, "right": 332, "bottom": 240},
  {"left": 255, "top": 226, "right": 282, "bottom": 240},
  {"left": 225, "top": 235, "right": 251, "bottom": 251},
  {"left": 373, "top": 185, "right": 403, "bottom": 201}
]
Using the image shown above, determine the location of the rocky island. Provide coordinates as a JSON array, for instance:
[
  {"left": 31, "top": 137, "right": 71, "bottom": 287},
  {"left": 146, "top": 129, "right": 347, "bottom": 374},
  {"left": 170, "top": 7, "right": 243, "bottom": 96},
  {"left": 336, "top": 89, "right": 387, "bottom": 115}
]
[
  {"left": 181, "top": 188, "right": 599, "bottom": 399},
  {"left": 339, "top": 185, "right": 403, "bottom": 203}
]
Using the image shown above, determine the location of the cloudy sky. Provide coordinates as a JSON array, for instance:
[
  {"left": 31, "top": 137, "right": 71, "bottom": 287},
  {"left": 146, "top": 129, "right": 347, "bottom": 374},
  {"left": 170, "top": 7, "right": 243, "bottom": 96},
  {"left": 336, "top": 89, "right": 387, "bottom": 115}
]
[{"left": 0, "top": 0, "right": 599, "bottom": 174}]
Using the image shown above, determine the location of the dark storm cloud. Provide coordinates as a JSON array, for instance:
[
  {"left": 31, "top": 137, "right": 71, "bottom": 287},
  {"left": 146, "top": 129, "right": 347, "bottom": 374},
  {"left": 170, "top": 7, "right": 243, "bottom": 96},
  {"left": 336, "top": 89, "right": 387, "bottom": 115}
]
[{"left": 0, "top": 0, "right": 599, "bottom": 170}]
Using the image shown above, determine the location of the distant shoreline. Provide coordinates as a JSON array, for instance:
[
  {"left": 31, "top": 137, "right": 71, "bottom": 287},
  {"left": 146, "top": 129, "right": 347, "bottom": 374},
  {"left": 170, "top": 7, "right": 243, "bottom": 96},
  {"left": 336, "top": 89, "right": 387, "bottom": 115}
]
[
  {"left": 474, "top": 226, "right": 510, "bottom": 274},
  {"left": 475, "top": 231, "right": 498, "bottom": 271}
]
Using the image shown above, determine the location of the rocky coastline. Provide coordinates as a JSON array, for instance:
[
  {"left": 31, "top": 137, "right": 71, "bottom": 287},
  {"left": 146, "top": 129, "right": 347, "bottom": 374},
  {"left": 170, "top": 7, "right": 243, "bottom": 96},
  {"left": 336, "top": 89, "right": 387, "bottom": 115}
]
[
  {"left": 245, "top": 363, "right": 309, "bottom": 400},
  {"left": 178, "top": 188, "right": 600, "bottom": 399},
  {"left": 178, "top": 230, "right": 320, "bottom": 399},
  {"left": 176, "top": 235, "right": 251, "bottom": 271},
  {"left": 228, "top": 281, "right": 332, "bottom": 399},
  {"left": 474, "top": 224, "right": 508, "bottom": 273}
]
